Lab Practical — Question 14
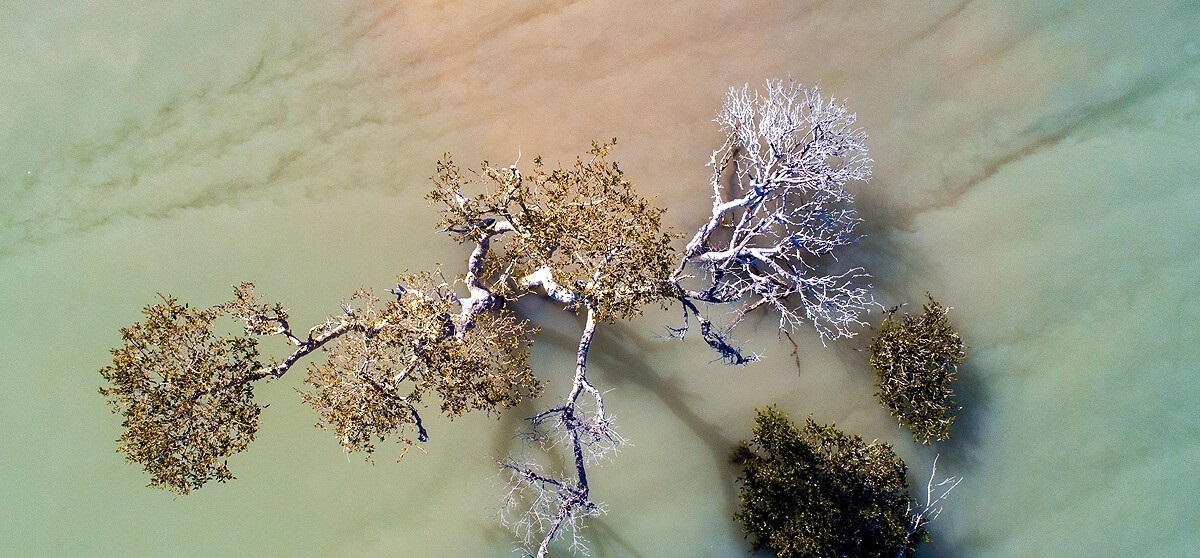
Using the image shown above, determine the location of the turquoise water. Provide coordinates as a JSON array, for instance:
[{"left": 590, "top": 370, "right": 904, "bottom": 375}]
[{"left": 2, "top": 1, "right": 1198, "bottom": 556}]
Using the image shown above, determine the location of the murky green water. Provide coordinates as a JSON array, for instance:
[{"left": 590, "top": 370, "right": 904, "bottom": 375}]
[{"left": 2, "top": 1, "right": 1198, "bottom": 556}]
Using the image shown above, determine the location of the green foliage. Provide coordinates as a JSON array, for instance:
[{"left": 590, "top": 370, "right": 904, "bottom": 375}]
[
  {"left": 869, "top": 294, "right": 966, "bottom": 444},
  {"left": 99, "top": 296, "right": 264, "bottom": 494},
  {"left": 101, "top": 278, "right": 543, "bottom": 492},
  {"left": 421, "top": 309, "right": 540, "bottom": 415},
  {"left": 429, "top": 140, "right": 679, "bottom": 322},
  {"left": 299, "top": 278, "right": 541, "bottom": 456},
  {"left": 298, "top": 286, "right": 442, "bottom": 456},
  {"left": 733, "top": 407, "right": 922, "bottom": 558}
]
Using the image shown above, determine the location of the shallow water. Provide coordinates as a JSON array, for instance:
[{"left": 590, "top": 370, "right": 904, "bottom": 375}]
[{"left": 2, "top": 1, "right": 1198, "bottom": 556}]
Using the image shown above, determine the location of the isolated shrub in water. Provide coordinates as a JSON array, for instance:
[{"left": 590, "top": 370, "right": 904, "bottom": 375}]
[
  {"left": 869, "top": 294, "right": 966, "bottom": 444},
  {"left": 733, "top": 406, "right": 923, "bottom": 558}
]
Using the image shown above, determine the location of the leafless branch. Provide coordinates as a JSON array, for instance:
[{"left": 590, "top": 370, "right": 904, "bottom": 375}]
[
  {"left": 501, "top": 306, "right": 624, "bottom": 557},
  {"left": 906, "top": 454, "right": 963, "bottom": 546}
]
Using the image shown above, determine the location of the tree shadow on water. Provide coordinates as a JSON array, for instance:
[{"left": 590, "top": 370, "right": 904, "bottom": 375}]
[
  {"left": 489, "top": 297, "right": 753, "bottom": 555},
  {"left": 849, "top": 190, "right": 995, "bottom": 475},
  {"left": 583, "top": 517, "right": 651, "bottom": 558},
  {"left": 484, "top": 287, "right": 995, "bottom": 556},
  {"left": 832, "top": 193, "right": 995, "bottom": 557},
  {"left": 589, "top": 320, "right": 751, "bottom": 554},
  {"left": 936, "top": 357, "right": 991, "bottom": 471},
  {"left": 485, "top": 297, "right": 581, "bottom": 468}
]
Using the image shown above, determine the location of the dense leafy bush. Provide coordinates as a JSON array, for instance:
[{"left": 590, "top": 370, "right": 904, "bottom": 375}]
[
  {"left": 733, "top": 406, "right": 924, "bottom": 558},
  {"left": 869, "top": 294, "right": 966, "bottom": 443}
]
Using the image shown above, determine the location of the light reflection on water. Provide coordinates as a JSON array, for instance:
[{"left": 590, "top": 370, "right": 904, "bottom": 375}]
[{"left": 1, "top": 1, "right": 1197, "bottom": 556}]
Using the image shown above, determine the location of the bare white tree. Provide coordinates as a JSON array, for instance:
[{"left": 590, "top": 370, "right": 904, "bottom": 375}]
[{"left": 672, "top": 80, "right": 874, "bottom": 362}]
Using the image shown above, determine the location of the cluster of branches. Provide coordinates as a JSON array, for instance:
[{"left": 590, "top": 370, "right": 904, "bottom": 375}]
[
  {"left": 732, "top": 406, "right": 961, "bottom": 558},
  {"left": 429, "top": 141, "right": 675, "bottom": 556},
  {"left": 100, "top": 80, "right": 946, "bottom": 556},
  {"left": 670, "top": 80, "right": 874, "bottom": 364}
]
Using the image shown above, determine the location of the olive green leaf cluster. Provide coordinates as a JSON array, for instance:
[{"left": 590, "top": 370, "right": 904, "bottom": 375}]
[
  {"left": 101, "top": 274, "right": 542, "bottom": 493},
  {"left": 429, "top": 140, "right": 678, "bottom": 322},
  {"left": 868, "top": 294, "right": 966, "bottom": 444},
  {"left": 99, "top": 296, "right": 264, "bottom": 494},
  {"left": 300, "top": 276, "right": 540, "bottom": 456},
  {"left": 733, "top": 406, "right": 922, "bottom": 558}
]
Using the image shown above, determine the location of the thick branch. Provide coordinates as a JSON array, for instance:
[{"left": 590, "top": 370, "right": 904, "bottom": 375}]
[
  {"left": 452, "top": 223, "right": 514, "bottom": 337},
  {"left": 519, "top": 267, "right": 579, "bottom": 306},
  {"left": 359, "top": 367, "right": 429, "bottom": 443},
  {"left": 667, "top": 297, "right": 756, "bottom": 365},
  {"left": 255, "top": 319, "right": 357, "bottom": 380},
  {"left": 566, "top": 307, "right": 600, "bottom": 415}
]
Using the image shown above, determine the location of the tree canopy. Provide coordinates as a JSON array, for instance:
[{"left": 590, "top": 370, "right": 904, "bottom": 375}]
[
  {"left": 869, "top": 294, "right": 966, "bottom": 444},
  {"left": 429, "top": 140, "right": 678, "bottom": 323},
  {"left": 99, "top": 141, "right": 676, "bottom": 557},
  {"left": 100, "top": 295, "right": 263, "bottom": 494},
  {"left": 732, "top": 407, "right": 923, "bottom": 558}
]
